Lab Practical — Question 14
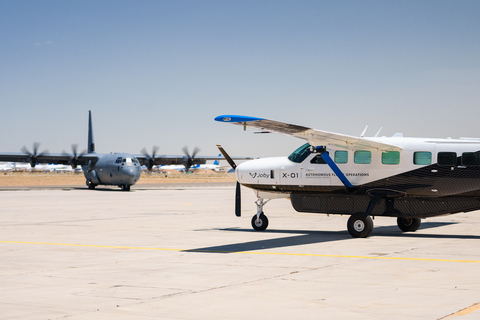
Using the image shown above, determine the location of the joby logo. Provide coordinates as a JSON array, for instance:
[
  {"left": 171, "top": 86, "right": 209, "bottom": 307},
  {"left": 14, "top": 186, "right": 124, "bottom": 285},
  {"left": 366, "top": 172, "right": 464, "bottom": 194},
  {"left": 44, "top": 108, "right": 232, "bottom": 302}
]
[
  {"left": 249, "top": 172, "right": 270, "bottom": 179},
  {"left": 223, "top": 117, "right": 231, "bottom": 122}
]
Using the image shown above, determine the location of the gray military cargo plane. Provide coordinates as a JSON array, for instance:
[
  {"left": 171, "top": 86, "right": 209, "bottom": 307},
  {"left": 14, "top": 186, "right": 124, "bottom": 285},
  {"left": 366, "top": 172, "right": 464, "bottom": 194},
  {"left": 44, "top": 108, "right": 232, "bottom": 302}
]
[{"left": 0, "top": 111, "right": 246, "bottom": 191}]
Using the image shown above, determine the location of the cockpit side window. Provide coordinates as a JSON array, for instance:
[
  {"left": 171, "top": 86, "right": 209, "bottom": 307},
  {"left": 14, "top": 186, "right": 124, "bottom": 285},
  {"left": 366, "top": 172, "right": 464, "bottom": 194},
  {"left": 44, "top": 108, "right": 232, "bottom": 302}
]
[
  {"left": 288, "top": 143, "right": 312, "bottom": 163},
  {"left": 115, "top": 157, "right": 122, "bottom": 164}
]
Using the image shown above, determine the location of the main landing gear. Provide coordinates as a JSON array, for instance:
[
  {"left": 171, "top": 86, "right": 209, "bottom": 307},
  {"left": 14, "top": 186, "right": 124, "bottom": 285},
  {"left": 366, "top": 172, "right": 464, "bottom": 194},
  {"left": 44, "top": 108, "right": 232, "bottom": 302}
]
[
  {"left": 397, "top": 217, "right": 421, "bottom": 232},
  {"left": 346, "top": 214, "right": 422, "bottom": 238},
  {"left": 251, "top": 198, "right": 270, "bottom": 231},
  {"left": 120, "top": 184, "right": 131, "bottom": 191},
  {"left": 347, "top": 213, "right": 374, "bottom": 238}
]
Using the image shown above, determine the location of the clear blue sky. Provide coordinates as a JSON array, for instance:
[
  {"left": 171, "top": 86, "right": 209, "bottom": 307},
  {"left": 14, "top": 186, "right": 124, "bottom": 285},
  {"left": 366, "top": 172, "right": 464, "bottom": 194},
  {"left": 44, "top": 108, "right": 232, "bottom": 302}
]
[{"left": 1, "top": 0, "right": 479, "bottom": 157}]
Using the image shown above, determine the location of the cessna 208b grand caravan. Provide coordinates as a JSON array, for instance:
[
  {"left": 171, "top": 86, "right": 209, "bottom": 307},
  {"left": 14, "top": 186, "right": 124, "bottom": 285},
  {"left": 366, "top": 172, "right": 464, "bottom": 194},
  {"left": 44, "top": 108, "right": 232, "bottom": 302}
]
[
  {"left": 215, "top": 115, "right": 480, "bottom": 238},
  {"left": 0, "top": 111, "right": 242, "bottom": 191}
]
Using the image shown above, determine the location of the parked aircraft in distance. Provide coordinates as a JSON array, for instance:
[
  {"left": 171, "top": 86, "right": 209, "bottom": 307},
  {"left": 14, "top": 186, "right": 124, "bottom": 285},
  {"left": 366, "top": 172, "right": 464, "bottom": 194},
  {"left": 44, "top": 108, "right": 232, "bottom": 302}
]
[
  {"left": 154, "top": 155, "right": 226, "bottom": 172},
  {"left": 215, "top": 115, "right": 480, "bottom": 238},
  {"left": 0, "top": 111, "right": 250, "bottom": 191},
  {"left": 0, "top": 162, "right": 14, "bottom": 173}
]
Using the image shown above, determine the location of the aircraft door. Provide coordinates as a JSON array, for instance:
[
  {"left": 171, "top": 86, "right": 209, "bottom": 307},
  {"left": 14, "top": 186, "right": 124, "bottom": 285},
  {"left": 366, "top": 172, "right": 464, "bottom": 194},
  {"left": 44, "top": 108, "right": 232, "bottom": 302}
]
[{"left": 301, "top": 153, "right": 331, "bottom": 187}]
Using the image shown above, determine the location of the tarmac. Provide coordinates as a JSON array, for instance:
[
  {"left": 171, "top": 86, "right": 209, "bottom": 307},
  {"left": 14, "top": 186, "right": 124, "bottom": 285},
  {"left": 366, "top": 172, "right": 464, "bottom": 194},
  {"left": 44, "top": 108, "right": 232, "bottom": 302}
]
[{"left": 1, "top": 183, "right": 480, "bottom": 319}]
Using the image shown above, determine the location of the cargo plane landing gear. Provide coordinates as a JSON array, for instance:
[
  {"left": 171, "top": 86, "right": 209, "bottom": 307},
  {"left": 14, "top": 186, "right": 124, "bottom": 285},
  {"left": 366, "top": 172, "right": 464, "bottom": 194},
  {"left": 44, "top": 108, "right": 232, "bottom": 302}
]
[{"left": 251, "top": 198, "right": 270, "bottom": 231}]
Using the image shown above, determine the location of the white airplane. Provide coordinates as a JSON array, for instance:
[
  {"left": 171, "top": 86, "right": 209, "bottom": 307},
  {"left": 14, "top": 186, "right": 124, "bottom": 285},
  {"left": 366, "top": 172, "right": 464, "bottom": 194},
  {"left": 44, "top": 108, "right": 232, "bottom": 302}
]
[
  {"left": 0, "top": 162, "right": 14, "bottom": 172},
  {"left": 155, "top": 156, "right": 224, "bottom": 172},
  {"left": 216, "top": 115, "right": 480, "bottom": 238}
]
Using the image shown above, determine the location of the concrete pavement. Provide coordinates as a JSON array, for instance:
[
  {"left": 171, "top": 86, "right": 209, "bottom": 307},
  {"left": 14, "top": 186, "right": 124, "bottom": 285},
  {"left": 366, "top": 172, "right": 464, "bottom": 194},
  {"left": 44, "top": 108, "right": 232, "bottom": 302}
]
[{"left": 1, "top": 184, "right": 480, "bottom": 319}]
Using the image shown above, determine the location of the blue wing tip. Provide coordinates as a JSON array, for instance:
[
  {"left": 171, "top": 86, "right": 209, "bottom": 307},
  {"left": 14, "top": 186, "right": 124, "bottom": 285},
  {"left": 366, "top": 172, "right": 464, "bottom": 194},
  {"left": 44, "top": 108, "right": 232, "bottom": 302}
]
[{"left": 214, "top": 115, "right": 265, "bottom": 123}]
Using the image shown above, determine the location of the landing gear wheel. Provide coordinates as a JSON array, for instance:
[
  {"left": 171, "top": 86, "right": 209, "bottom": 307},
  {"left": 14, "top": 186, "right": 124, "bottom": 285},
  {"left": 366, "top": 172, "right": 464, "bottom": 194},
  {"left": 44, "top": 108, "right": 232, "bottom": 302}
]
[
  {"left": 86, "top": 180, "right": 96, "bottom": 190},
  {"left": 347, "top": 213, "right": 374, "bottom": 238},
  {"left": 121, "top": 185, "right": 131, "bottom": 191},
  {"left": 251, "top": 213, "right": 269, "bottom": 231},
  {"left": 397, "top": 217, "right": 421, "bottom": 232}
]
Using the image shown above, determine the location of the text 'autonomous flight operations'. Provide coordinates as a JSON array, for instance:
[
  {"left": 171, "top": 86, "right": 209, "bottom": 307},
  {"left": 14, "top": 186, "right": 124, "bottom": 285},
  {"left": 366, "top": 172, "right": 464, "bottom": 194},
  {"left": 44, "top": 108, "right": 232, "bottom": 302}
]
[
  {"left": 215, "top": 115, "right": 480, "bottom": 238},
  {"left": 0, "top": 111, "right": 250, "bottom": 191}
]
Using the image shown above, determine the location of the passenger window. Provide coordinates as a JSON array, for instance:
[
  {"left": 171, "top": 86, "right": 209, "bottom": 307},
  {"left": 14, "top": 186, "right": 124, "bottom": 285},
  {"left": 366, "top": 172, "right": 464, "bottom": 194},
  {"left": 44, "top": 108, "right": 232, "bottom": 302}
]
[
  {"left": 382, "top": 151, "right": 400, "bottom": 165},
  {"left": 414, "top": 152, "right": 432, "bottom": 165},
  {"left": 438, "top": 152, "right": 457, "bottom": 166},
  {"left": 462, "top": 152, "right": 480, "bottom": 166},
  {"left": 334, "top": 151, "right": 348, "bottom": 164},
  {"left": 354, "top": 150, "right": 371, "bottom": 164},
  {"left": 310, "top": 151, "right": 329, "bottom": 164}
]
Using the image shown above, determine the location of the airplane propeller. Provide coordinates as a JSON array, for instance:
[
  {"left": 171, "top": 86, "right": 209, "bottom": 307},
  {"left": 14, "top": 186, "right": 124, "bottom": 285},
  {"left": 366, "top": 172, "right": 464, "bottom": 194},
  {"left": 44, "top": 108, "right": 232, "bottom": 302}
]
[
  {"left": 21, "top": 142, "right": 48, "bottom": 168},
  {"left": 62, "top": 144, "right": 86, "bottom": 169},
  {"left": 216, "top": 144, "right": 241, "bottom": 217},
  {"left": 141, "top": 146, "right": 160, "bottom": 171},
  {"left": 182, "top": 146, "right": 200, "bottom": 173}
]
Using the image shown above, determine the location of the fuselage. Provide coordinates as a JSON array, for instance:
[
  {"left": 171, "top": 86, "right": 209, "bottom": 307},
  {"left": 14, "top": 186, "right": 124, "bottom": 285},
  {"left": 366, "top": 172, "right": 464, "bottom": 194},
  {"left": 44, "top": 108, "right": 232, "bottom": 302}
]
[
  {"left": 236, "top": 137, "right": 480, "bottom": 218},
  {"left": 82, "top": 153, "right": 142, "bottom": 187}
]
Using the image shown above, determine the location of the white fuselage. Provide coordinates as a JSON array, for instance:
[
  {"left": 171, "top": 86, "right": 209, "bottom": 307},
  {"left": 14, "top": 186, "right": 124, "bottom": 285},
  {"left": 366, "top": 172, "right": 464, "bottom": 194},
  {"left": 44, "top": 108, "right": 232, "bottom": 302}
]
[{"left": 235, "top": 137, "right": 480, "bottom": 195}]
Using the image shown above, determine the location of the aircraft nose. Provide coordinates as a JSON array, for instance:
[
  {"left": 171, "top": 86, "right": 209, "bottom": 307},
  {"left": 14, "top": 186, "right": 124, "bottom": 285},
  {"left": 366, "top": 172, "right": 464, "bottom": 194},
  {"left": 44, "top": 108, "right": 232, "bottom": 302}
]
[{"left": 122, "top": 166, "right": 140, "bottom": 184}]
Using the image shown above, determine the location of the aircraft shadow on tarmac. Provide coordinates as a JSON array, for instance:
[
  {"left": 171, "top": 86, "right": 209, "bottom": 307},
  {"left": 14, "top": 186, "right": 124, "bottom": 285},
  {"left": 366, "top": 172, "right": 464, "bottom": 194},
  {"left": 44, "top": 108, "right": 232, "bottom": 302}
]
[{"left": 185, "top": 222, "right": 480, "bottom": 254}]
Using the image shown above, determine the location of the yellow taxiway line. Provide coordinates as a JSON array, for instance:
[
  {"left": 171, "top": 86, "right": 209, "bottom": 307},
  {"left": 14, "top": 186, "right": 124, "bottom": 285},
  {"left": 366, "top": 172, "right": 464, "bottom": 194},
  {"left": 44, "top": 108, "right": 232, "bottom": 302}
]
[{"left": 1, "top": 240, "right": 480, "bottom": 264}]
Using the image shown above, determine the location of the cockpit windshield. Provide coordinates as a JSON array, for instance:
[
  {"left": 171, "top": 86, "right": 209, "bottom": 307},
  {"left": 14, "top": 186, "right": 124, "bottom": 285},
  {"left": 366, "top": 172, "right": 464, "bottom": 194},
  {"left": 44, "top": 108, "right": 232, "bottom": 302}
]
[
  {"left": 287, "top": 143, "right": 312, "bottom": 163},
  {"left": 116, "top": 157, "right": 140, "bottom": 165}
]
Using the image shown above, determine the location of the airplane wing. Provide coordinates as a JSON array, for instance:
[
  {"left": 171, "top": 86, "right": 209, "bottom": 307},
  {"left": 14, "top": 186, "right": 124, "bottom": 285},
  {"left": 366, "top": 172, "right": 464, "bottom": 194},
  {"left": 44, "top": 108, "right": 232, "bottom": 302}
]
[
  {"left": 135, "top": 155, "right": 252, "bottom": 166},
  {"left": 0, "top": 152, "right": 99, "bottom": 166},
  {"left": 214, "top": 115, "right": 402, "bottom": 151}
]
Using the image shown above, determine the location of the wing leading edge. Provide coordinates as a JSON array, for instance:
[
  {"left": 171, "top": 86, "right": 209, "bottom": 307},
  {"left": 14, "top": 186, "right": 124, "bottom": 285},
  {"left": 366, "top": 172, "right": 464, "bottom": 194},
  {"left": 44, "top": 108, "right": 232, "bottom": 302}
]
[{"left": 214, "top": 115, "right": 401, "bottom": 151}]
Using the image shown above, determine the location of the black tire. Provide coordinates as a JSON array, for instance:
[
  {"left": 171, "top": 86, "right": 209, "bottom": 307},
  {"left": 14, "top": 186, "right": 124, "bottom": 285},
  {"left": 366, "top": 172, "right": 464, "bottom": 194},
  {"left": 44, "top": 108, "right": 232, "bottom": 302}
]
[
  {"left": 87, "top": 180, "right": 96, "bottom": 190},
  {"left": 397, "top": 217, "right": 421, "bottom": 232},
  {"left": 251, "top": 213, "right": 269, "bottom": 231},
  {"left": 347, "top": 213, "right": 374, "bottom": 238}
]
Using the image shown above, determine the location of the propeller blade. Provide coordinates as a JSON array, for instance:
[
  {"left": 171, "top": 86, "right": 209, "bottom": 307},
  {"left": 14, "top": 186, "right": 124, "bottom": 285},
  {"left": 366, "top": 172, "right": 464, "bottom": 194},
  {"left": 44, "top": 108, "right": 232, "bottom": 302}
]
[
  {"left": 182, "top": 146, "right": 200, "bottom": 173},
  {"left": 216, "top": 144, "right": 236, "bottom": 170},
  {"left": 63, "top": 144, "right": 84, "bottom": 169},
  {"left": 216, "top": 145, "right": 241, "bottom": 217},
  {"left": 141, "top": 146, "right": 160, "bottom": 171},
  {"left": 21, "top": 142, "right": 47, "bottom": 167},
  {"left": 235, "top": 181, "right": 241, "bottom": 217}
]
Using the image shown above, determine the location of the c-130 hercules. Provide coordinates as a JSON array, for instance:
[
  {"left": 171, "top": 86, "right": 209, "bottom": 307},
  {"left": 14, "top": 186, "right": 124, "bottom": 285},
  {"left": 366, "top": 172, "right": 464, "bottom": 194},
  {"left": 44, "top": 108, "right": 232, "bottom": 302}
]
[{"left": 0, "top": 111, "right": 248, "bottom": 191}]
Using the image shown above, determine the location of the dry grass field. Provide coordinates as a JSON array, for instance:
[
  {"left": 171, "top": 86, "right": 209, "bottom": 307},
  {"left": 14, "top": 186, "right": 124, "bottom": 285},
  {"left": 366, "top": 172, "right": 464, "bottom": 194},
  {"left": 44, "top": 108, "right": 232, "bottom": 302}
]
[{"left": 0, "top": 170, "right": 236, "bottom": 186}]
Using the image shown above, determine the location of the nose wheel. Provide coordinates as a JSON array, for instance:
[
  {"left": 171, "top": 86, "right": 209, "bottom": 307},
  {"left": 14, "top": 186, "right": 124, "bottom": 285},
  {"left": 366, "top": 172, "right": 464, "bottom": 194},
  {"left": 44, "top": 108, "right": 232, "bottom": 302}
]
[
  {"left": 251, "top": 213, "right": 269, "bottom": 231},
  {"left": 251, "top": 197, "right": 270, "bottom": 231}
]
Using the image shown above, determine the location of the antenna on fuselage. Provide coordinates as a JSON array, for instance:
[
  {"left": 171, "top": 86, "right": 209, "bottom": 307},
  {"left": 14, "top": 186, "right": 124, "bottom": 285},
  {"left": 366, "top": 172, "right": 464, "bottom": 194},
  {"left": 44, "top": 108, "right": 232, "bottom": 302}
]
[
  {"left": 374, "top": 127, "right": 383, "bottom": 137},
  {"left": 360, "top": 125, "right": 368, "bottom": 138},
  {"left": 88, "top": 110, "right": 95, "bottom": 153}
]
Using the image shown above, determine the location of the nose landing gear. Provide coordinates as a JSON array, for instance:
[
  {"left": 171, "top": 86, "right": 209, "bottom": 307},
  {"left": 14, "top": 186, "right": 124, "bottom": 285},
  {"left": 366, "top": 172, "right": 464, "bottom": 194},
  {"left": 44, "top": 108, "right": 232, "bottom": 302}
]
[{"left": 251, "top": 198, "right": 270, "bottom": 231}]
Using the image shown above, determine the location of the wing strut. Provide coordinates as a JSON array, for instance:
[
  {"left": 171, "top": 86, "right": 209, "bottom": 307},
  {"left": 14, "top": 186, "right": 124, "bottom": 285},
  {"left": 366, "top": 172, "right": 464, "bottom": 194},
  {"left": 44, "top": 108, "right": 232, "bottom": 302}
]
[{"left": 316, "top": 147, "right": 353, "bottom": 189}]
